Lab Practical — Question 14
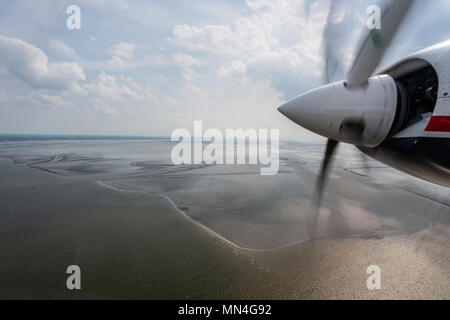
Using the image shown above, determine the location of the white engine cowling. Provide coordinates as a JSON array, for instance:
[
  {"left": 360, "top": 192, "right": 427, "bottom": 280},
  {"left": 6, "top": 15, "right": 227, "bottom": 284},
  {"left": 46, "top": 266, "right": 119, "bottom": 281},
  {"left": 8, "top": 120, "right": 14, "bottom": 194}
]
[{"left": 278, "top": 75, "right": 398, "bottom": 147}]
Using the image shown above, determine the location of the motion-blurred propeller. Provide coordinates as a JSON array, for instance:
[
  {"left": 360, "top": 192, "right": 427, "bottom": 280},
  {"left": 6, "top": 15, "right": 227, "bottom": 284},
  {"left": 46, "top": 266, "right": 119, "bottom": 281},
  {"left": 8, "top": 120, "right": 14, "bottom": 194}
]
[
  {"left": 308, "top": 139, "right": 338, "bottom": 241},
  {"left": 304, "top": 0, "right": 415, "bottom": 241},
  {"left": 347, "top": 0, "right": 415, "bottom": 86}
]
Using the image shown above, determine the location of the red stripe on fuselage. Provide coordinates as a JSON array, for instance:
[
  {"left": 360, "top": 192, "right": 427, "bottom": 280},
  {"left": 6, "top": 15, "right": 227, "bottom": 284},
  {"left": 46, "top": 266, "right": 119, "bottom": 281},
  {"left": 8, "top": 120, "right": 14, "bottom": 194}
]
[{"left": 425, "top": 116, "right": 450, "bottom": 132}]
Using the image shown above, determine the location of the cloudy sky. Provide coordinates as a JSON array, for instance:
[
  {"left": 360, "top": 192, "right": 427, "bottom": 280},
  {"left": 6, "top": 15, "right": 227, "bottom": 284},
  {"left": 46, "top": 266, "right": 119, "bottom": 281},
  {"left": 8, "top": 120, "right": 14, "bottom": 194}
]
[{"left": 0, "top": 0, "right": 449, "bottom": 141}]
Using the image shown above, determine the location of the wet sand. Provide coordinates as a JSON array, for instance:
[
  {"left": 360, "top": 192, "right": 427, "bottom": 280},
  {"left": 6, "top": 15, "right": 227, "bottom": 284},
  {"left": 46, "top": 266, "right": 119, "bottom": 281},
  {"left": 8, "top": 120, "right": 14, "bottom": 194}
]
[{"left": 0, "top": 140, "right": 448, "bottom": 299}]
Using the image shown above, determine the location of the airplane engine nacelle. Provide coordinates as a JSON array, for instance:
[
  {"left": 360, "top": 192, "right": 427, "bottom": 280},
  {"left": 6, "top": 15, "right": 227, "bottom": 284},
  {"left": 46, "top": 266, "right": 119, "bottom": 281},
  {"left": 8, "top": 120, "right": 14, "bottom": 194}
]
[{"left": 278, "top": 75, "right": 398, "bottom": 147}]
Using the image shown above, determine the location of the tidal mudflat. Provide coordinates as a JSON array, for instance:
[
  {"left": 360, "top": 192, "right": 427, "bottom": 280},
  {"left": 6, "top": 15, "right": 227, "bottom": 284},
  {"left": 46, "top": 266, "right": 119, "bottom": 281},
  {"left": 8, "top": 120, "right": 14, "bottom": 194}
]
[{"left": 0, "top": 138, "right": 448, "bottom": 299}]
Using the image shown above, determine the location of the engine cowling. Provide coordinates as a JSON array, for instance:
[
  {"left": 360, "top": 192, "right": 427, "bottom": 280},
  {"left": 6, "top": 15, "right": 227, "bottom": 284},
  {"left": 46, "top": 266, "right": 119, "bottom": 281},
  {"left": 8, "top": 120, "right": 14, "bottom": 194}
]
[{"left": 278, "top": 75, "right": 398, "bottom": 147}]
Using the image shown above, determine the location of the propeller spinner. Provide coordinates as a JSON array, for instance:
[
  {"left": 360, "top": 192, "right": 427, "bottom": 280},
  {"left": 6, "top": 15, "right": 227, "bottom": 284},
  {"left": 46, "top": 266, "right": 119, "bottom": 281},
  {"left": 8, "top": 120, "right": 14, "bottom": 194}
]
[{"left": 278, "top": 75, "right": 398, "bottom": 147}]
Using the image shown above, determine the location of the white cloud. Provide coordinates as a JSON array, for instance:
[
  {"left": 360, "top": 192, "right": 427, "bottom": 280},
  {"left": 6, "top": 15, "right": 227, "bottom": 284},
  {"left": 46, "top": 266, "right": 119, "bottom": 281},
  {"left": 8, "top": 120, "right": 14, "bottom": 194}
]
[
  {"left": 170, "top": 0, "right": 328, "bottom": 58},
  {"left": 121, "top": 75, "right": 142, "bottom": 92},
  {"left": 163, "top": 0, "right": 331, "bottom": 140},
  {"left": 30, "top": 92, "right": 70, "bottom": 107},
  {"left": 181, "top": 83, "right": 205, "bottom": 97},
  {"left": 173, "top": 53, "right": 202, "bottom": 80},
  {"left": 173, "top": 53, "right": 202, "bottom": 68},
  {"left": 169, "top": 0, "right": 329, "bottom": 97},
  {"left": 0, "top": 35, "right": 85, "bottom": 92},
  {"left": 94, "top": 105, "right": 119, "bottom": 116},
  {"left": 84, "top": 71, "right": 146, "bottom": 102},
  {"left": 218, "top": 60, "right": 247, "bottom": 77},
  {"left": 171, "top": 20, "right": 276, "bottom": 56},
  {"left": 109, "top": 42, "right": 138, "bottom": 59},
  {"left": 82, "top": 71, "right": 156, "bottom": 119},
  {"left": 84, "top": 53, "right": 172, "bottom": 71},
  {"left": 83, "top": 0, "right": 129, "bottom": 10},
  {"left": 49, "top": 40, "right": 80, "bottom": 59},
  {"left": 105, "top": 55, "right": 126, "bottom": 68},
  {"left": 162, "top": 76, "right": 318, "bottom": 141},
  {"left": 98, "top": 42, "right": 145, "bottom": 70},
  {"left": 84, "top": 71, "right": 155, "bottom": 105}
]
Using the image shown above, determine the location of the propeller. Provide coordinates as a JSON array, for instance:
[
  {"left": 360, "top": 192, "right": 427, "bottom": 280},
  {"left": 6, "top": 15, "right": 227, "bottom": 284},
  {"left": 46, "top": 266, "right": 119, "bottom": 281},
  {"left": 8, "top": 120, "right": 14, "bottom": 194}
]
[
  {"left": 308, "top": 138, "right": 338, "bottom": 241},
  {"left": 305, "top": 0, "right": 415, "bottom": 240},
  {"left": 322, "top": 0, "right": 340, "bottom": 84},
  {"left": 347, "top": 0, "right": 416, "bottom": 87}
]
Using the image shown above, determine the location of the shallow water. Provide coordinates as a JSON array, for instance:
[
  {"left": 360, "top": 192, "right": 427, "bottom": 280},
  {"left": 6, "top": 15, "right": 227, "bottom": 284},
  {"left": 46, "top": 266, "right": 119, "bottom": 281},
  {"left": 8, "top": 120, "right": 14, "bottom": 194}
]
[
  {"left": 0, "top": 139, "right": 448, "bottom": 299},
  {"left": 1, "top": 139, "right": 447, "bottom": 249}
]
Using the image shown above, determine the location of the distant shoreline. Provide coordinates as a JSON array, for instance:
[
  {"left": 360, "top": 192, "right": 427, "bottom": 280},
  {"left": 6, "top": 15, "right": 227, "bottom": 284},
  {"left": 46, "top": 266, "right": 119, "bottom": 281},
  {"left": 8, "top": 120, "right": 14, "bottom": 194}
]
[
  {"left": 0, "top": 134, "right": 171, "bottom": 142},
  {"left": 0, "top": 134, "right": 319, "bottom": 145}
]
